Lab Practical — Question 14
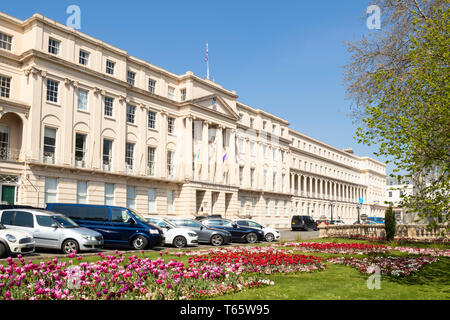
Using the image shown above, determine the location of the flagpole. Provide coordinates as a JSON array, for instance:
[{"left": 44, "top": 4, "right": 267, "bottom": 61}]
[{"left": 206, "top": 42, "right": 210, "bottom": 80}]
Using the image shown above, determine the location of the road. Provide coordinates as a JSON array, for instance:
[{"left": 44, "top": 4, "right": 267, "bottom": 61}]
[{"left": 1, "top": 230, "right": 320, "bottom": 262}]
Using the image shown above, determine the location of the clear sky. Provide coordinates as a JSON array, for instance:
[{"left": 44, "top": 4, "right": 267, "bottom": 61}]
[{"left": 1, "top": 0, "right": 392, "bottom": 172}]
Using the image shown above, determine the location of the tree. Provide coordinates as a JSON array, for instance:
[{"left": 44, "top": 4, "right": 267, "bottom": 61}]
[
  {"left": 385, "top": 206, "right": 397, "bottom": 240},
  {"left": 344, "top": 1, "right": 449, "bottom": 226}
]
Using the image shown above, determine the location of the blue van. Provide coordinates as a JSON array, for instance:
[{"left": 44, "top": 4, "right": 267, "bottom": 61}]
[
  {"left": 367, "top": 217, "right": 385, "bottom": 224},
  {"left": 46, "top": 203, "right": 164, "bottom": 250}
]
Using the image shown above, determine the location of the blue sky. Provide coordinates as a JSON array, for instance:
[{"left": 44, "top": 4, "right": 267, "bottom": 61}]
[{"left": 1, "top": 0, "right": 391, "bottom": 172}]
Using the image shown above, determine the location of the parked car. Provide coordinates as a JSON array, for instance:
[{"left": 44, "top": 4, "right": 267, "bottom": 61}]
[
  {"left": 291, "top": 215, "right": 318, "bottom": 231},
  {"left": 145, "top": 217, "right": 198, "bottom": 248},
  {"left": 46, "top": 203, "right": 164, "bottom": 250},
  {"left": 367, "top": 217, "right": 385, "bottom": 224},
  {"left": 194, "top": 215, "right": 222, "bottom": 221},
  {"left": 315, "top": 219, "right": 330, "bottom": 226},
  {"left": 232, "top": 219, "right": 280, "bottom": 242},
  {"left": 199, "top": 218, "right": 265, "bottom": 243},
  {"left": 0, "top": 209, "right": 103, "bottom": 254},
  {"left": 330, "top": 219, "right": 346, "bottom": 225},
  {"left": 0, "top": 222, "right": 35, "bottom": 258},
  {"left": 166, "top": 218, "right": 232, "bottom": 246}
]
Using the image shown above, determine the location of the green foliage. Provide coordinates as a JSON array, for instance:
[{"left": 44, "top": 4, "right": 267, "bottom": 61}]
[
  {"left": 355, "top": 5, "right": 449, "bottom": 225},
  {"left": 385, "top": 206, "right": 397, "bottom": 240}
]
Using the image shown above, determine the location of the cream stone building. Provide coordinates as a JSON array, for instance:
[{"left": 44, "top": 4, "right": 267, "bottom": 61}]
[{"left": 0, "top": 12, "right": 387, "bottom": 228}]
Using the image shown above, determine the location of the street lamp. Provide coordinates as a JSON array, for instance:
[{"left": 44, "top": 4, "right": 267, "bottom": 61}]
[
  {"left": 330, "top": 201, "right": 334, "bottom": 223},
  {"left": 357, "top": 204, "right": 361, "bottom": 224}
]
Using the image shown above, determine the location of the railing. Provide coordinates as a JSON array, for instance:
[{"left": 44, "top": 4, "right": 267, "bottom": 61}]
[
  {"left": 0, "top": 147, "right": 23, "bottom": 162},
  {"left": 319, "top": 224, "right": 449, "bottom": 240}
]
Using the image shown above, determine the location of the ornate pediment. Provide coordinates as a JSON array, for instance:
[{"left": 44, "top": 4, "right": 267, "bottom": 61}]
[{"left": 187, "top": 94, "right": 240, "bottom": 121}]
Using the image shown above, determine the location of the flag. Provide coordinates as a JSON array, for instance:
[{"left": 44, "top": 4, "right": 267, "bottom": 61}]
[
  {"left": 205, "top": 43, "right": 209, "bottom": 62},
  {"left": 222, "top": 152, "right": 228, "bottom": 163}
]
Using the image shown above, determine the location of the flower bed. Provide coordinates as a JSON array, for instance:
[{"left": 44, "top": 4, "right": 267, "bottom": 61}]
[
  {"left": 0, "top": 251, "right": 271, "bottom": 300},
  {"left": 273, "top": 242, "right": 390, "bottom": 255},
  {"left": 391, "top": 247, "right": 450, "bottom": 257},
  {"left": 328, "top": 256, "right": 438, "bottom": 277},
  {"left": 186, "top": 246, "right": 325, "bottom": 275}
]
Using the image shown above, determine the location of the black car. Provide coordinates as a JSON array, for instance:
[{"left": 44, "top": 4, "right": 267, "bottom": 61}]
[
  {"left": 199, "top": 218, "right": 265, "bottom": 243},
  {"left": 194, "top": 215, "right": 222, "bottom": 221},
  {"left": 291, "top": 215, "right": 318, "bottom": 231},
  {"left": 166, "top": 218, "right": 232, "bottom": 246}
]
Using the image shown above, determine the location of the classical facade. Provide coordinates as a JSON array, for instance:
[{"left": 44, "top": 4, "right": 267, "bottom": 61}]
[{"left": 0, "top": 12, "right": 387, "bottom": 228}]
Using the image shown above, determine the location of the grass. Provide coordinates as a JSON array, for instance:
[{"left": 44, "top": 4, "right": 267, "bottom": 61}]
[{"left": 2, "top": 238, "right": 449, "bottom": 300}]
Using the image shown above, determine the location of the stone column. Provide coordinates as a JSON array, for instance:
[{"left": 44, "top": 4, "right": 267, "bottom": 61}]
[
  {"left": 184, "top": 116, "right": 193, "bottom": 180},
  {"left": 201, "top": 120, "right": 210, "bottom": 181},
  {"left": 62, "top": 78, "right": 75, "bottom": 166},
  {"left": 158, "top": 111, "right": 168, "bottom": 178},
  {"left": 215, "top": 125, "right": 224, "bottom": 183}
]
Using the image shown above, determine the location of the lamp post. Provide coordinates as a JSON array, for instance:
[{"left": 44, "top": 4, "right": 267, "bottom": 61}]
[
  {"left": 357, "top": 204, "right": 361, "bottom": 224},
  {"left": 330, "top": 201, "right": 334, "bottom": 223}
]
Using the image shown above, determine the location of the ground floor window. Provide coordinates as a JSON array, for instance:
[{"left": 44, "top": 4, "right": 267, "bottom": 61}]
[
  {"left": 148, "top": 189, "right": 156, "bottom": 213},
  {"left": 77, "top": 181, "right": 88, "bottom": 204},
  {"left": 127, "top": 186, "right": 136, "bottom": 209},
  {"left": 104, "top": 183, "right": 114, "bottom": 205},
  {"left": 45, "top": 178, "right": 58, "bottom": 204},
  {"left": 167, "top": 190, "right": 175, "bottom": 214}
]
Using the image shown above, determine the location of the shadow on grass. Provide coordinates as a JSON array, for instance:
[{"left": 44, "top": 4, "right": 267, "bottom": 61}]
[{"left": 386, "top": 257, "right": 450, "bottom": 288}]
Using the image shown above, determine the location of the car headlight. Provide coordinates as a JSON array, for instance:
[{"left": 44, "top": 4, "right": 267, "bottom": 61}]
[
  {"left": 149, "top": 229, "right": 159, "bottom": 235},
  {"left": 82, "top": 235, "right": 96, "bottom": 241},
  {"left": 188, "top": 233, "right": 197, "bottom": 237},
  {"left": 5, "top": 234, "right": 17, "bottom": 243}
]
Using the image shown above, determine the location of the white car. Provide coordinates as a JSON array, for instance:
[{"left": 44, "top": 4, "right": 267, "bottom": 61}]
[
  {"left": 146, "top": 217, "right": 198, "bottom": 248},
  {"left": 233, "top": 219, "right": 280, "bottom": 242},
  {"left": 0, "top": 222, "right": 35, "bottom": 258}
]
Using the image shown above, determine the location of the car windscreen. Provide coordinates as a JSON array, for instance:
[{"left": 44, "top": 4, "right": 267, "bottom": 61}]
[
  {"left": 52, "top": 215, "right": 79, "bottom": 228},
  {"left": 128, "top": 208, "right": 149, "bottom": 224}
]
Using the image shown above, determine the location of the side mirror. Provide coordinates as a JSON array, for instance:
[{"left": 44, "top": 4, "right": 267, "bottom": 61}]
[
  {"left": 127, "top": 218, "right": 136, "bottom": 224},
  {"left": 51, "top": 223, "right": 58, "bottom": 228},
  {"left": 233, "top": 223, "right": 238, "bottom": 228}
]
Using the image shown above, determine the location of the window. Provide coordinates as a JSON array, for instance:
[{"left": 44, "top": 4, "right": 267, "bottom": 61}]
[
  {"left": 263, "top": 145, "right": 268, "bottom": 158},
  {"left": 74, "top": 133, "right": 87, "bottom": 167},
  {"left": 104, "top": 96, "right": 114, "bottom": 117},
  {"left": 250, "top": 118, "right": 255, "bottom": 129},
  {"left": 273, "top": 172, "right": 277, "bottom": 190},
  {"left": 103, "top": 139, "right": 113, "bottom": 171},
  {"left": 148, "top": 189, "right": 156, "bottom": 213},
  {"left": 0, "top": 125, "right": 8, "bottom": 160},
  {"left": 281, "top": 150, "right": 285, "bottom": 163},
  {"left": 126, "top": 104, "right": 136, "bottom": 124},
  {"left": 167, "top": 190, "right": 175, "bottom": 214},
  {"left": 0, "top": 75, "right": 11, "bottom": 98},
  {"left": 388, "top": 191, "right": 392, "bottom": 198},
  {"left": 77, "top": 88, "right": 88, "bottom": 111},
  {"left": 275, "top": 200, "right": 279, "bottom": 216},
  {"left": 168, "top": 86, "right": 175, "bottom": 100},
  {"left": 281, "top": 128, "right": 285, "bottom": 136},
  {"left": 36, "top": 215, "right": 54, "bottom": 228},
  {"left": 284, "top": 200, "right": 287, "bottom": 215},
  {"left": 180, "top": 88, "right": 186, "bottom": 101},
  {"left": 240, "top": 197, "right": 246, "bottom": 215},
  {"left": 250, "top": 168, "right": 255, "bottom": 188},
  {"left": 46, "top": 79, "right": 59, "bottom": 103},
  {"left": 148, "top": 111, "right": 156, "bottom": 129},
  {"left": 43, "top": 127, "right": 57, "bottom": 164},
  {"left": 149, "top": 79, "right": 156, "bottom": 94},
  {"left": 282, "top": 174, "right": 286, "bottom": 192},
  {"left": 273, "top": 148, "right": 277, "bottom": 161},
  {"left": 250, "top": 142, "right": 256, "bottom": 156},
  {"left": 106, "top": 60, "right": 115, "bottom": 75},
  {"left": 272, "top": 124, "right": 276, "bottom": 134},
  {"left": 77, "top": 181, "right": 88, "bottom": 204},
  {"left": 45, "top": 178, "right": 58, "bottom": 204},
  {"left": 104, "top": 183, "right": 115, "bottom": 205},
  {"left": 79, "top": 50, "right": 90, "bottom": 66},
  {"left": 127, "top": 71, "right": 136, "bottom": 86},
  {"left": 238, "top": 138, "right": 244, "bottom": 154},
  {"left": 13, "top": 211, "right": 34, "bottom": 228},
  {"left": 239, "top": 166, "right": 244, "bottom": 185},
  {"left": 168, "top": 117, "right": 175, "bottom": 134},
  {"left": 265, "top": 199, "right": 270, "bottom": 216},
  {"left": 48, "top": 38, "right": 60, "bottom": 55},
  {"left": 111, "top": 208, "right": 130, "bottom": 223},
  {"left": 0, "top": 32, "right": 12, "bottom": 51},
  {"left": 263, "top": 121, "right": 267, "bottom": 131},
  {"left": 125, "top": 143, "right": 134, "bottom": 170},
  {"left": 167, "top": 151, "right": 174, "bottom": 178},
  {"left": 126, "top": 186, "right": 136, "bottom": 210},
  {"left": 263, "top": 169, "right": 268, "bottom": 188},
  {"left": 147, "top": 147, "right": 156, "bottom": 176}
]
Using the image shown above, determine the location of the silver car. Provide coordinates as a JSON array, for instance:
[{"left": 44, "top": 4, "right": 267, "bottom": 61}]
[{"left": 0, "top": 209, "right": 103, "bottom": 254}]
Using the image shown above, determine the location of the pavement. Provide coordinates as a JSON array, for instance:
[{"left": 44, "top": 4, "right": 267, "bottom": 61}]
[{"left": 279, "top": 229, "right": 320, "bottom": 242}]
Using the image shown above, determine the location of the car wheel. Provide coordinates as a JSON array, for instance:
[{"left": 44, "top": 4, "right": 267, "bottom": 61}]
[
  {"left": 246, "top": 233, "right": 258, "bottom": 244},
  {"left": 265, "top": 233, "right": 275, "bottom": 242},
  {"left": 210, "top": 234, "right": 224, "bottom": 246},
  {"left": 62, "top": 239, "right": 79, "bottom": 254},
  {"left": 0, "top": 243, "right": 7, "bottom": 259},
  {"left": 131, "top": 235, "right": 148, "bottom": 250},
  {"left": 173, "top": 236, "right": 187, "bottom": 248}
]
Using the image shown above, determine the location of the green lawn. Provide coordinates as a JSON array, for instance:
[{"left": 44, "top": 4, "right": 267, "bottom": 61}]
[{"left": 3, "top": 238, "right": 449, "bottom": 300}]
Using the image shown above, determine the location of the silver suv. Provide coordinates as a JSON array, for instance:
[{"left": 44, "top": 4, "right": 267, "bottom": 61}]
[{"left": 0, "top": 209, "right": 103, "bottom": 254}]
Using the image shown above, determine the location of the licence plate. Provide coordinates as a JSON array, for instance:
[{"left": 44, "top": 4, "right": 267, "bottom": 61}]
[{"left": 25, "top": 244, "right": 33, "bottom": 248}]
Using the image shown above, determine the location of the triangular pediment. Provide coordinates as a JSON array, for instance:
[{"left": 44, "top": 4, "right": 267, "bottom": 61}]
[{"left": 188, "top": 94, "right": 240, "bottom": 121}]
